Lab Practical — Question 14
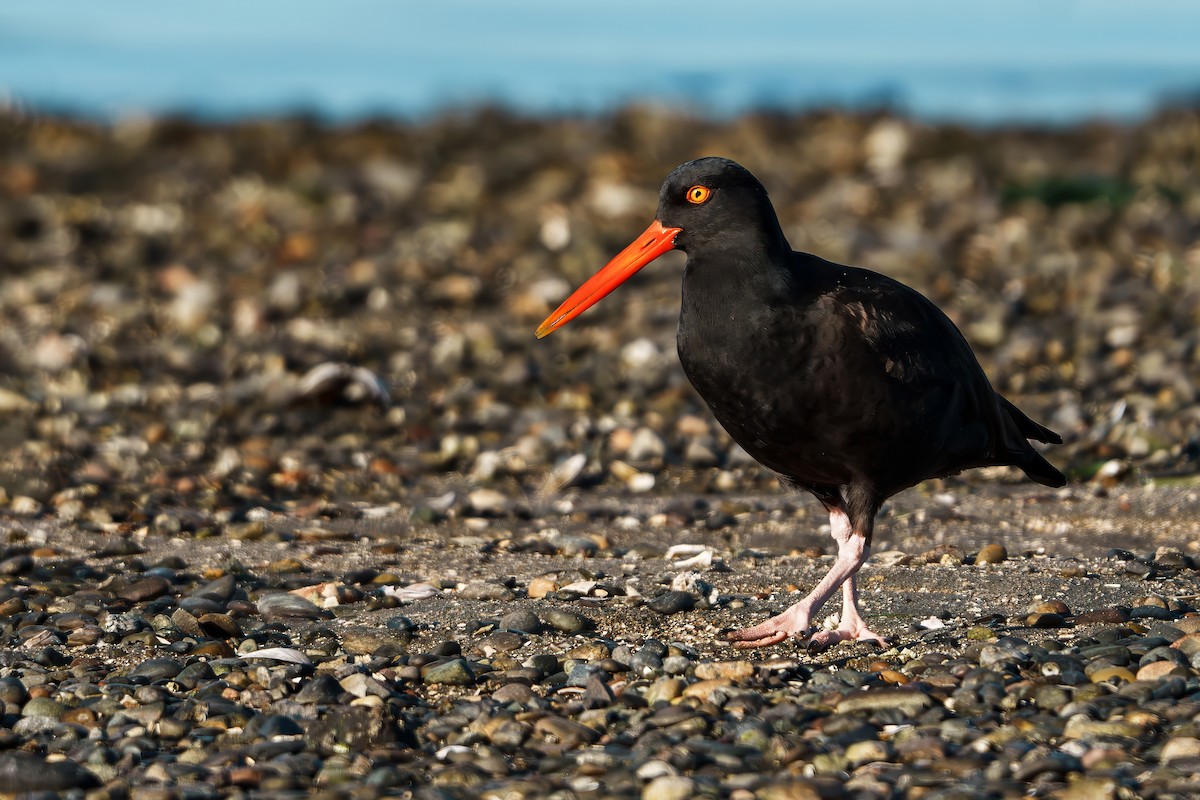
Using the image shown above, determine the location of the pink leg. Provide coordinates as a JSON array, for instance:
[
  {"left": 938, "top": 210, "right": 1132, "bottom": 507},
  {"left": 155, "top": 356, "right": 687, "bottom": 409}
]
[
  {"left": 806, "top": 570, "right": 889, "bottom": 653},
  {"left": 727, "top": 508, "right": 877, "bottom": 649}
]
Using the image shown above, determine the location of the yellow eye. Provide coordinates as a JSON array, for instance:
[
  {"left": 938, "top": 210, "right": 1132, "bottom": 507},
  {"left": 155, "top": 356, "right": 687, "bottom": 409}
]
[{"left": 686, "top": 185, "right": 711, "bottom": 204}]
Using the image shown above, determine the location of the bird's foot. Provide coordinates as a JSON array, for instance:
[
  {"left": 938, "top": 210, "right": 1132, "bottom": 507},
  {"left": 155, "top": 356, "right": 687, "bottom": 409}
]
[
  {"left": 806, "top": 622, "right": 889, "bottom": 655},
  {"left": 725, "top": 605, "right": 812, "bottom": 649}
]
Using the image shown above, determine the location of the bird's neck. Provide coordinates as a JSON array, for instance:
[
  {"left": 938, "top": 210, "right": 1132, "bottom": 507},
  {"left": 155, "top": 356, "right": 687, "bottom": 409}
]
[{"left": 681, "top": 232, "right": 795, "bottom": 307}]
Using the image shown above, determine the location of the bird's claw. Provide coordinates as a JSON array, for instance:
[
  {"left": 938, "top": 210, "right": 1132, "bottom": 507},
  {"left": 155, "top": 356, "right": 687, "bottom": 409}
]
[
  {"left": 806, "top": 626, "right": 890, "bottom": 655},
  {"left": 724, "top": 609, "right": 813, "bottom": 649}
]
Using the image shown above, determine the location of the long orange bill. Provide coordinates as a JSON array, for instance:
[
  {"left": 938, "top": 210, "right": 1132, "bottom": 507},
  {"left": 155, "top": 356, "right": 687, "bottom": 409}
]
[{"left": 535, "top": 219, "right": 682, "bottom": 338}]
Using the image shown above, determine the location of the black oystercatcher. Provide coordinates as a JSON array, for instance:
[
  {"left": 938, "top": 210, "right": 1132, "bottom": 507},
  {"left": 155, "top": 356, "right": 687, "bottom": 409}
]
[{"left": 536, "top": 157, "right": 1064, "bottom": 651}]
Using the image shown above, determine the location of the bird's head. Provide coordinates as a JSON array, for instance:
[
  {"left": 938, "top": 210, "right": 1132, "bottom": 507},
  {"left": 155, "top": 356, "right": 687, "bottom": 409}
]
[{"left": 535, "top": 157, "right": 781, "bottom": 338}]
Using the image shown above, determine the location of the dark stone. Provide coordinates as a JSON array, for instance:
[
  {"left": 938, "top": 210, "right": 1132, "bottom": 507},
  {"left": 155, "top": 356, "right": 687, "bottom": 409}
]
[
  {"left": 646, "top": 591, "right": 695, "bottom": 615},
  {"left": 306, "top": 706, "right": 405, "bottom": 755},
  {"left": 0, "top": 751, "right": 99, "bottom": 792}
]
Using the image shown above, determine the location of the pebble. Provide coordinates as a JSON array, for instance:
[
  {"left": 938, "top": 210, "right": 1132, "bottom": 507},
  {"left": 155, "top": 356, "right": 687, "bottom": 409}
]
[
  {"left": 837, "top": 688, "right": 934, "bottom": 716},
  {"left": 500, "top": 609, "right": 542, "bottom": 633},
  {"left": 694, "top": 660, "right": 755, "bottom": 681},
  {"left": 422, "top": 659, "right": 476, "bottom": 685},
  {"left": 542, "top": 609, "right": 591, "bottom": 633},
  {"left": 534, "top": 716, "right": 599, "bottom": 748},
  {"left": 642, "top": 775, "right": 695, "bottom": 800},
  {"left": 1161, "top": 737, "right": 1200, "bottom": 764},
  {"left": 0, "top": 752, "right": 99, "bottom": 792},
  {"left": 527, "top": 577, "right": 559, "bottom": 599},
  {"left": 459, "top": 581, "right": 516, "bottom": 601},
  {"left": 257, "top": 593, "right": 334, "bottom": 621},
  {"left": 645, "top": 591, "right": 695, "bottom": 615},
  {"left": 120, "top": 575, "right": 173, "bottom": 601},
  {"left": 975, "top": 543, "right": 1008, "bottom": 564}
]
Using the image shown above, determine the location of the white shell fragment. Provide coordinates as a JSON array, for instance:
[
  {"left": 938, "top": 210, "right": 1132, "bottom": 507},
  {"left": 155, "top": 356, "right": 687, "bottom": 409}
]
[
  {"left": 538, "top": 453, "right": 588, "bottom": 498},
  {"left": 382, "top": 582, "right": 441, "bottom": 603},
  {"left": 665, "top": 544, "right": 716, "bottom": 569},
  {"left": 242, "top": 647, "right": 313, "bottom": 665},
  {"left": 296, "top": 362, "right": 391, "bottom": 408}
]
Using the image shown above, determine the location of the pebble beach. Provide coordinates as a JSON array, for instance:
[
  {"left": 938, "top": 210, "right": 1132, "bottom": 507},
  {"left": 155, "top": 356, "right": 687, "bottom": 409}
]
[{"left": 1, "top": 106, "right": 1199, "bottom": 798}]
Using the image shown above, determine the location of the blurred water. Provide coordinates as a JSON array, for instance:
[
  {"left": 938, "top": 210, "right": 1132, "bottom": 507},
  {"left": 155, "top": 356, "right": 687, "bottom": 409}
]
[{"left": 2, "top": 0, "right": 1198, "bottom": 123}]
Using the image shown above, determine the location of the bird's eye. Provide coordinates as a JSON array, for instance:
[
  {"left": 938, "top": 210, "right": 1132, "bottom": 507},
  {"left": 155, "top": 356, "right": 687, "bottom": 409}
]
[{"left": 685, "top": 185, "right": 712, "bottom": 204}]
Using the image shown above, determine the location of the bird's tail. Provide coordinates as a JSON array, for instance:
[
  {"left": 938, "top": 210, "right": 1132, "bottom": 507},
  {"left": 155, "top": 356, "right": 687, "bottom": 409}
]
[
  {"left": 1017, "top": 450, "right": 1067, "bottom": 488},
  {"left": 999, "top": 395, "right": 1062, "bottom": 444},
  {"left": 997, "top": 394, "right": 1066, "bottom": 487}
]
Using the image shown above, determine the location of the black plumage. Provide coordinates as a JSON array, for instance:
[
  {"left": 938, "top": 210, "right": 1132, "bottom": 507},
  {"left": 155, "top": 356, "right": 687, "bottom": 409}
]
[{"left": 538, "top": 157, "right": 1063, "bottom": 650}]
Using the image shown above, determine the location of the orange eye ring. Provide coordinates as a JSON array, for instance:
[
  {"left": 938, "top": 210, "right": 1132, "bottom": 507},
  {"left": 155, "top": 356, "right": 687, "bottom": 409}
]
[{"left": 686, "top": 185, "right": 712, "bottom": 204}]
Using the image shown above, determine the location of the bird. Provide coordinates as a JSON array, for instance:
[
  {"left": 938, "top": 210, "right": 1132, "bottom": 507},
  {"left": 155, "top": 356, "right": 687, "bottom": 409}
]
[{"left": 536, "top": 157, "right": 1064, "bottom": 652}]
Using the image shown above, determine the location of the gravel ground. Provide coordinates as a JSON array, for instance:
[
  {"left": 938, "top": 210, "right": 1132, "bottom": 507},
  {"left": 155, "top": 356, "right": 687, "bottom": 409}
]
[{"left": 0, "top": 106, "right": 1199, "bottom": 798}]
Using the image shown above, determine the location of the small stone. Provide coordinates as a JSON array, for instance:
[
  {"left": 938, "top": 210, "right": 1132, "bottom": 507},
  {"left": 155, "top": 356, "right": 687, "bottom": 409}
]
[
  {"left": 341, "top": 627, "right": 403, "bottom": 655},
  {"left": 491, "top": 682, "right": 534, "bottom": 705},
  {"left": 1160, "top": 737, "right": 1200, "bottom": 764},
  {"left": 1172, "top": 632, "right": 1200, "bottom": 657},
  {"left": 479, "top": 631, "right": 526, "bottom": 655},
  {"left": 845, "top": 739, "right": 894, "bottom": 766},
  {"left": 527, "top": 577, "right": 558, "bottom": 599},
  {"left": 567, "top": 640, "right": 611, "bottom": 661},
  {"left": 662, "top": 656, "right": 691, "bottom": 675},
  {"left": 1026, "top": 612, "right": 1067, "bottom": 628},
  {"left": 340, "top": 673, "right": 391, "bottom": 698},
  {"left": 1076, "top": 608, "right": 1129, "bottom": 624},
  {"left": 1137, "top": 661, "right": 1188, "bottom": 681},
  {"left": 194, "top": 574, "right": 237, "bottom": 601},
  {"left": 542, "top": 609, "right": 591, "bottom": 633},
  {"left": 0, "top": 752, "right": 99, "bottom": 792},
  {"left": 1088, "top": 666, "right": 1136, "bottom": 684},
  {"left": 306, "top": 706, "right": 400, "bottom": 754},
  {"left": 294, "top": 675, "right": 342, "bottom": 704},
  {"left": 171, "top": 607, "right": 204, "bottom": 637},
  {"left": 553, "top": 535, "right": 599, "bottom": 557},
  {"left": 682, "top": 678, "right": 731, "bottom": 703},
  {"left": 128, "top": 658, "right": 185, "bottom": 681},
  {"left": 1033, "top": 599, "right": 1071, "bottom": 615},
  {"left": 534, "top": 716, "right": 599, "bottom": 748},
  {"left": 499, "top": 609, "right": 542, "bottom": 634},
  {"left": 755, "top": 781, "right": 824, "bottom": 800},
  {"left": 1063, "top": 717, "right": 1145, "bottom": 739},
  {"left": 975, "top": 544, "right": 1008, "bottom": 564},
  {"left": 1054, "top": 777, "right": 1119, "bottom": 800},
  {"left": 21, "top": 696, "right": 65, "bottom": 719},
  {"left": 645, "top": 678, "right": 685, "bottom": 704},
  {"left": 422, "top": 658, "right": 476, "bottom": 685},
  {"left": 199, "top": 612, "right": 241, "bottom": 638},
  {"left": 693, "top": 661, "right": 754, "bottom": 682},
  {"left": 642, "top": 775, "right": 695, "bottom": 800},
  {"left": 466, "top": 488, "right": 508, "bottom": 516},
  {"left": 0, "top": 677, "right": 28, "bottom": 706},
  {"left": 459, "top": 581, "right": 516, "bottom": 601},
  {"left": 0, "top": 553, "right": 34, "bottom": 575},
  {"left": 626, "top": 428, "right": 665, "bottom": 464},
  {"left": 646, "top": 591, "right": 694, "bottom": 615},
  {"left": 911, "top": 544, "right": 966, "bottom": 565},
  {"left": 257, "top": 593, "right": 333, "bottom": 621},
  {"left": 119, "top": 576, "right": 171, "bottom": 602},
  {"left": 582, "top": 673, "right": 615, "bottom": 708},
  {"left": 836, "top": 688, "right": 933, "bottom": 715}
]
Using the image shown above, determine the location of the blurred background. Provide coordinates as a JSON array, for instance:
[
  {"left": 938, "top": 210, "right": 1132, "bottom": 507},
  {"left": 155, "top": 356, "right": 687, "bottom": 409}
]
[
  {"left": 3, "top": 1, "right": 1200, "bottom": 123},
  {"left": 0, "top": 2, "right": 1198, "bottom": 525}
]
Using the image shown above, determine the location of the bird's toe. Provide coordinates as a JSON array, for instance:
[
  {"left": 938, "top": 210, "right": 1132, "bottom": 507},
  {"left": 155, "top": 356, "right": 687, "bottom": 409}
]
[
  {"left": 724, "top": 610, "right": 812, "bottom": 648},
  {"left": 807, "top": 625, "right": 889, "bottom": 654},
  {"left": 731, "top": 630, "right": 789, "bottom": 649}
]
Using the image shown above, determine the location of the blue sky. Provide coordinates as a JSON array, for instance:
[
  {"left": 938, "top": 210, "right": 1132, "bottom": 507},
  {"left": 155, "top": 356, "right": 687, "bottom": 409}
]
[{"left": 2, "top": 1, "right": 1198, "bottom": 121}]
